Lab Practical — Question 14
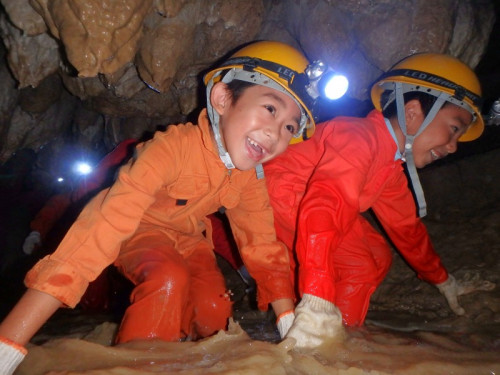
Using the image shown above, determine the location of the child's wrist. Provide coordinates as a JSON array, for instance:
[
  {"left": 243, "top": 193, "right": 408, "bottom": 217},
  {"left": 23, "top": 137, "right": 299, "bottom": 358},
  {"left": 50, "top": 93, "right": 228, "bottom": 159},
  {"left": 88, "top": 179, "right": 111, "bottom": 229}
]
[{"left": 0, "top": 336, "right": 27, "bottom": 375}]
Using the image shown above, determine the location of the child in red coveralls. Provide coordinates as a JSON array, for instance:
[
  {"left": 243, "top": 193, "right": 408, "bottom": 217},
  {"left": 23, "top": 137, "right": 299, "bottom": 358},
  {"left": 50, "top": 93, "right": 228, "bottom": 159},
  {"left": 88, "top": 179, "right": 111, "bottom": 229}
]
[{"left": 265, "top": 53, "right": 495, "bottom": 348}]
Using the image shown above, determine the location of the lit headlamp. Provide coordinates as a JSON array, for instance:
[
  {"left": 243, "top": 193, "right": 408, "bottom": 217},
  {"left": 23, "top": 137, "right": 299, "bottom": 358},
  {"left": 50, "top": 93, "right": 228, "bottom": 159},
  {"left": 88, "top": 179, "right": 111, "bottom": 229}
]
[
  {"left": 55, "top": 160, "right": 93, "bottom": 185},
  {"left": 73, "top": 161, "right": 93, "bottom": 176},
  {"left": 215, "top": 56, "right": 349, "bottom": 114},
  {"left": 304, "top": 60, "right": 349, "bottom": 101}
]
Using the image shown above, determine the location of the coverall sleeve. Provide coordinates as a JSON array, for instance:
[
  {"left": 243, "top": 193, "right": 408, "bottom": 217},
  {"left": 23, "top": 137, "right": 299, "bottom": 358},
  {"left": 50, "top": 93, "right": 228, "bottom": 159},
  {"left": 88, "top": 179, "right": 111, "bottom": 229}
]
[
  {"left": 371, "top": 169, "right": 448, "bottom": 284},
  {"left": 25, "top": 132, "right": 181, "bottom": 307},
  {"left": 295, "top": 134, "right": 371, "bottom": 303},
  {"left": 30, "top": 193, "right": 72, "bottom": 240},
  {"left": 225, "top": 176, "right": 294, "bottom": 311}
]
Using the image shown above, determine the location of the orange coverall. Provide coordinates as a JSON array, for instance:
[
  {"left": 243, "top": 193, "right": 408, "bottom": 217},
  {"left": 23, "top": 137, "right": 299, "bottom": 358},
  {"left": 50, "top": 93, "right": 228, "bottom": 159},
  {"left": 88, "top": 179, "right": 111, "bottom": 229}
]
[
  {"left": 28, "top": 139, "right": 137, "bottom": 312},
  {"left": 265, "top": 110, "right": 448, "bottom": 326},
  {"left": 25, "top": 109, "right": 294, "bottom": 342}
]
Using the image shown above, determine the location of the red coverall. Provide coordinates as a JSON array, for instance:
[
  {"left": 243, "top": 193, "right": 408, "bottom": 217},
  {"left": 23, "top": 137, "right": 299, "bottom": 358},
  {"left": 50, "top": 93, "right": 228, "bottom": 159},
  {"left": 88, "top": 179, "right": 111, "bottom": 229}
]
[
  {"left": 25, "top": 109, "right": 294, "bottom": 342},
  {"left": 264, "top": 110, "right": 448, "bottom": 326}
]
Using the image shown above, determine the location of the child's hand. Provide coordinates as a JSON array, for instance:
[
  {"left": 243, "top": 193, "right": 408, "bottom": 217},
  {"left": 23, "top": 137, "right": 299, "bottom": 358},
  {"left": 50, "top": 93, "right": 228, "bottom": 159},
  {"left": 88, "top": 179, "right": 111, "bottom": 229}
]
[
  {"left": 285, "top": 294, "right": 345, "bottom": 349},
  {"left": 22, "top": 231, "right": 41, "bottom": 255},
  {"left": 436, "top": 273, "right": 496, "bottom": 315}
]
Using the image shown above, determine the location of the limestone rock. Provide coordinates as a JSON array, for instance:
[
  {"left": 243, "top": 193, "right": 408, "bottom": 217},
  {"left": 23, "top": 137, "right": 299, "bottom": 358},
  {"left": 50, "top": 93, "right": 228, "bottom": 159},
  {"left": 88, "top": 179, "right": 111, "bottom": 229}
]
[
  {"left": 0, "top": 12, "right": 59, "bottom": 88},
  {"left": 0, "top": 0, "right": 495, "bottom": 163},
  {"left": 0, "top": 0, "right": 47, "bottom": 35}
]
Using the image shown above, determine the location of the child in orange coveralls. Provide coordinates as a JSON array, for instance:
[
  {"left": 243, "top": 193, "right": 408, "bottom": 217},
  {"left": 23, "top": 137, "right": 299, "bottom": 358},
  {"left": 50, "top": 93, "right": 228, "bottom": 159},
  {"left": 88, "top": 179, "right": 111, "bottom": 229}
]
[
  {"left": 0, "top": 41, "right": 328, "bottom": 373},
  {"left": 265, "top": 53, "right": 495, "bottom": 348}
]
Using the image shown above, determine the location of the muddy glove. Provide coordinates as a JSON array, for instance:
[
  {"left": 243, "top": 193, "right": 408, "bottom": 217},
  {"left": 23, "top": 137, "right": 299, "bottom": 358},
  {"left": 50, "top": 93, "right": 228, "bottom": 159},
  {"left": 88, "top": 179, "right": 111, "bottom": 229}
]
[
  {"left": 22, "top": 231, "right": 41, "bottom": 255},
  {"left": 436, "top": 273, "right": 496, "bottom": 316},
  {"left": 0, "top": 337, "right": 27, "bottom": 375},
  {"left": 286, "top": 294, "right": 345, "bottom": 349},
  {"left": 276, "top": 310, "right": 295, "bottom": 339}
]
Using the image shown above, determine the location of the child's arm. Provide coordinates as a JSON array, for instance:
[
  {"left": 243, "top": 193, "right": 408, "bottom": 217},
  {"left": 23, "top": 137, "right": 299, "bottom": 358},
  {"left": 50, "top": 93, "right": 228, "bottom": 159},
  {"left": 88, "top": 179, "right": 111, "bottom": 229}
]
[
  {"left": 0, "top": 289, "right": 62, "bottom": 374},
  {"left": 0, "top": 288, "right": 62, "bottom": 346},
  {"left": 371, "top": 169, "right": 448, "bottom": 283},
  {"left": 225, "top": 175, "right": 295, "bottom": 315}
]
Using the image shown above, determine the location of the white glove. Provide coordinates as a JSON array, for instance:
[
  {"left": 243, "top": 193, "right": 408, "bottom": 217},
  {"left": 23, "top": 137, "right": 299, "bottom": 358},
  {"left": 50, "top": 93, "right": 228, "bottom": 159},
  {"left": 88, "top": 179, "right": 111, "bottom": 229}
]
[
  {"left": 436, "top": 273, "right": 496, "bottom": 316},
  {"left": 436, "top": 274, "right": 465, "bottom": 315},
  {"left": 22, "top": 231, "right": 41, "bottom": 255},
  {"left": 286, "top": 294, "right": 345, "bottom": 349},
  {"left": 276, "top": 310, "right": 295, "bottom": 338},
  {"left": 0, "top": 337, "right": 27, "bottom": 375}
]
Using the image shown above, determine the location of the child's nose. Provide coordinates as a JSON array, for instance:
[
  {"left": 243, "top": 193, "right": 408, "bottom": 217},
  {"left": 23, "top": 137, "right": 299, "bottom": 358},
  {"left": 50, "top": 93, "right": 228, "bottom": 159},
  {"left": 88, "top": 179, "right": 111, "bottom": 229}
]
[
  {"left": 264, "top": 124, "right": 279, "bottom": 141},
  {"left": 446, "top": 139, "right": 458, "bottom": 154}
]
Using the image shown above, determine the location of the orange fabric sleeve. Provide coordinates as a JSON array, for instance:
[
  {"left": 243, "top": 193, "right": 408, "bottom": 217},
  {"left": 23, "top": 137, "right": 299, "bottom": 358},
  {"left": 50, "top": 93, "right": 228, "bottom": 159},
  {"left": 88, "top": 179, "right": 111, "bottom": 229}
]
[{"left": 226, "top": 175, "right": 295, "bottom": 310}]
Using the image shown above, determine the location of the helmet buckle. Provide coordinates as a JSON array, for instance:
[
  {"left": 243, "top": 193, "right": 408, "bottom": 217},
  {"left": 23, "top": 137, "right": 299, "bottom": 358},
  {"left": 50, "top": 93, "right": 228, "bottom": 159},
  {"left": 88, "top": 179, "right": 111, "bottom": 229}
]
[{"left": 453, "top": 86, "right": 466, "bottom": 101}]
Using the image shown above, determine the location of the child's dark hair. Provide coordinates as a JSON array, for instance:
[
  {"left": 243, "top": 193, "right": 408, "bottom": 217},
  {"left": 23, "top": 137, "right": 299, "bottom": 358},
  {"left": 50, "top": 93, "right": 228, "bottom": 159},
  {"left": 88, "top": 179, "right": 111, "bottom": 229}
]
[
  {"left": 381, "top": 91, "right": 449, "bottom": 119},
  {"left": 225, "top": 79, "right": 255, "bottom": 103}
]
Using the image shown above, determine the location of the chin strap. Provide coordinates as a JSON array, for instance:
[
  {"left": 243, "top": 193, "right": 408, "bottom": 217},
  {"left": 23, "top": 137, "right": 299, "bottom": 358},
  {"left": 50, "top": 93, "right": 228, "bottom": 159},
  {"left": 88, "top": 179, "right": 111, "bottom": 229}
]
[
  {"left": 206, "top": 73, "right": 236, "bottom": 170},
  {"left": 394, "top": 83, "right": 447, "bottom": 217}
]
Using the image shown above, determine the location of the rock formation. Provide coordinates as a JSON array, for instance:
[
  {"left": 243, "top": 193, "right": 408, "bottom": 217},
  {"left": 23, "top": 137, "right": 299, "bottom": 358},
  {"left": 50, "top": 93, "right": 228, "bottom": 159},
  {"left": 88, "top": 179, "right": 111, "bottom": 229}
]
[{"left": 0, "top": 0, "right": 496, "bottom": 165}]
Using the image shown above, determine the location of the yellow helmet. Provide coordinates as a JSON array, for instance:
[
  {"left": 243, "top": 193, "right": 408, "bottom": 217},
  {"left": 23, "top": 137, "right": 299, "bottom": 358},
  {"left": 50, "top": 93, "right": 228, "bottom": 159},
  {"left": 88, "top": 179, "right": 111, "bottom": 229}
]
[
  {"left": 371, "top": 53, "right": 484, "bottom": 142},
  {"left": 204, "top": 41, "right": 316, "bottom": 144}
]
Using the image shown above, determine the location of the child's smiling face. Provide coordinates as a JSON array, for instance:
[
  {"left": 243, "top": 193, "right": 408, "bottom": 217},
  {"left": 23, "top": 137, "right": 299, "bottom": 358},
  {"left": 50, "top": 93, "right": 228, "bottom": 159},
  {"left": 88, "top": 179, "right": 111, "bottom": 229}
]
[
  {"left": 212, "top": 83, "right": 302, "bottom": 171},
  {"left": 409, "top": 102, "right": 473, "bottom": 168}
]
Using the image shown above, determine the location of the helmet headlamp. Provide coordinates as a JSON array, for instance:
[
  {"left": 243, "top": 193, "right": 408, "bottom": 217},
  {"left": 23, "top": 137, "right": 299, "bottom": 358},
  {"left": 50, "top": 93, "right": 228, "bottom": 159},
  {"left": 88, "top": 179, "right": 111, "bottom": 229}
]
[
  {"left": 73, "top": 161, "right": 93, "bottom": 176},
  {"left": 304, "top": 60, "right": 349, "bottom": 101}
]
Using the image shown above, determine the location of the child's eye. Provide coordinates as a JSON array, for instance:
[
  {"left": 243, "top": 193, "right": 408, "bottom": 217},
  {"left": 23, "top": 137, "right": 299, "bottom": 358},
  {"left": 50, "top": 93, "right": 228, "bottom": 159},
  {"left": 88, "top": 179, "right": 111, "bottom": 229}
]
[
  {"left": 451, "top": 125, "right": 459, "bottom": 133},
  {"left": 265, "top": 105, "right": 276, "bottom": 115},
  {"left": 285, "top": 124, "right": 297, "bottom": 134}
]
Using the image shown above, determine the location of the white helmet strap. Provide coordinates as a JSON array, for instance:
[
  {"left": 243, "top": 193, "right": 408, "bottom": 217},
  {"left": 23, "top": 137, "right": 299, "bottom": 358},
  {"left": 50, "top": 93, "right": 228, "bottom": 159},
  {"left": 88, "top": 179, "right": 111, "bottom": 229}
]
[
  {"left": 394, "top": 82, "right": 448, "bottom": 218},
  {"left": 206, "top": 72, "right": 235, "bottom": 170}
]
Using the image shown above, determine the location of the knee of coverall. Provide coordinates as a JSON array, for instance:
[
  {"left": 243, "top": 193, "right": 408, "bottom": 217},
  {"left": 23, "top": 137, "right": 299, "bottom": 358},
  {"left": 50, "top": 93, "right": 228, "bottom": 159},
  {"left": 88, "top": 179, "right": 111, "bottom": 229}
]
[
  {"left": 184, "top": 247, "right": 233, "bottom": 338},
  {"left": 335, "top": 283, "right": 377, "bottom": 326},
  {"left": 361, "top": 219, "right": 393, "bottom": 286},
  {"left": 116, "top": 252, "right": 192, "bottom": 343},
  {"left": 189, "top": 268, "right": 232, "bottom": 338},
  {"left": 334, "top": 218, "right": 393, "bottom": 326}
]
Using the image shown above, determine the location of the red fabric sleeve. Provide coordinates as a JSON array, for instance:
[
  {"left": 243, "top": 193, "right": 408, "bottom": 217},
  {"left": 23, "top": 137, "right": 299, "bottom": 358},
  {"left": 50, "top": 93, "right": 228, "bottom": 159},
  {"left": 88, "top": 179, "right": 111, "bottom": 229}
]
[
  {"left": 30, "top": 193, "right": 72, "bottom": 239},
  {"left": 226, "top": 175, "right": 295, "bottom": 310},
  {"left": 371, "top": 169, "right": 448, "bottom": 284},
  {"left": 70, "top": 139, "right": 137, "bottom": 203}
]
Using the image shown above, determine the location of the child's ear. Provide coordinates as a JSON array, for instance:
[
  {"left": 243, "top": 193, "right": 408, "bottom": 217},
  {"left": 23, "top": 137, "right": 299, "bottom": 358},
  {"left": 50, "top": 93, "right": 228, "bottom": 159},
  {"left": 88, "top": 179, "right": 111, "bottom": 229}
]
[
  {"left": 210, "top": 82, "right": 231, "bottom": 115},
  {"left": 404, "top": 99, "right": 424, "bottom": 135}
]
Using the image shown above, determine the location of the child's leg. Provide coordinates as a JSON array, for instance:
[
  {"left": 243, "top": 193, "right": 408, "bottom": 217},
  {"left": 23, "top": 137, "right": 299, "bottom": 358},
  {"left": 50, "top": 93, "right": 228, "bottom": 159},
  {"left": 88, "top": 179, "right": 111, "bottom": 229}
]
[
  {"left": 333, "top": 216, "right": 392, "bottom": 326},
  {"left": 114, "top": 231, "right": 192, "bottom": 343},
  {"left": 184, "top": 242, "right": 233, "bottom": 339}
]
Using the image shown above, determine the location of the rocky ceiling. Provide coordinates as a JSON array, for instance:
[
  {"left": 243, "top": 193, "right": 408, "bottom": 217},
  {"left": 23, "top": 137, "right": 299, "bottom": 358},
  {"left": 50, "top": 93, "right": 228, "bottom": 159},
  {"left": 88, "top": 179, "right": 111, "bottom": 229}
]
[{"left": 0, "top": 0, "right": 497, "bottom": 165}]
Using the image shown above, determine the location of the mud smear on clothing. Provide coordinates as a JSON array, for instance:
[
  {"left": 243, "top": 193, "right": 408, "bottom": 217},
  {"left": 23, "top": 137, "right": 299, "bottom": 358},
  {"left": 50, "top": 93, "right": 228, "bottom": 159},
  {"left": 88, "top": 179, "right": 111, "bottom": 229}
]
[{"left": 17, "top": 319, "right": 499, "bottom": 375}]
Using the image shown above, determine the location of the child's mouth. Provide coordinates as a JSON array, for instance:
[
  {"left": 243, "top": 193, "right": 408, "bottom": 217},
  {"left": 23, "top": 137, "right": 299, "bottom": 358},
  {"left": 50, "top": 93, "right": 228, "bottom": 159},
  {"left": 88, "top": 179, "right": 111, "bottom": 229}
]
[
  {"left": 246, "top": 137, "right": 266, "bottom": 161},
  {"left": 430, "top": 149, "right": 442, "bottom": 161}
]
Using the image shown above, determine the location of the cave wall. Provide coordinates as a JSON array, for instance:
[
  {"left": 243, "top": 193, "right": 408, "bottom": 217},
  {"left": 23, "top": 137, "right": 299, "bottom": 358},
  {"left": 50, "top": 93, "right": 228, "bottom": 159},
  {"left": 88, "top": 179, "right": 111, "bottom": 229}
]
[{"left": 0, "top": 0, "right": 496, "bottom": 169}]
